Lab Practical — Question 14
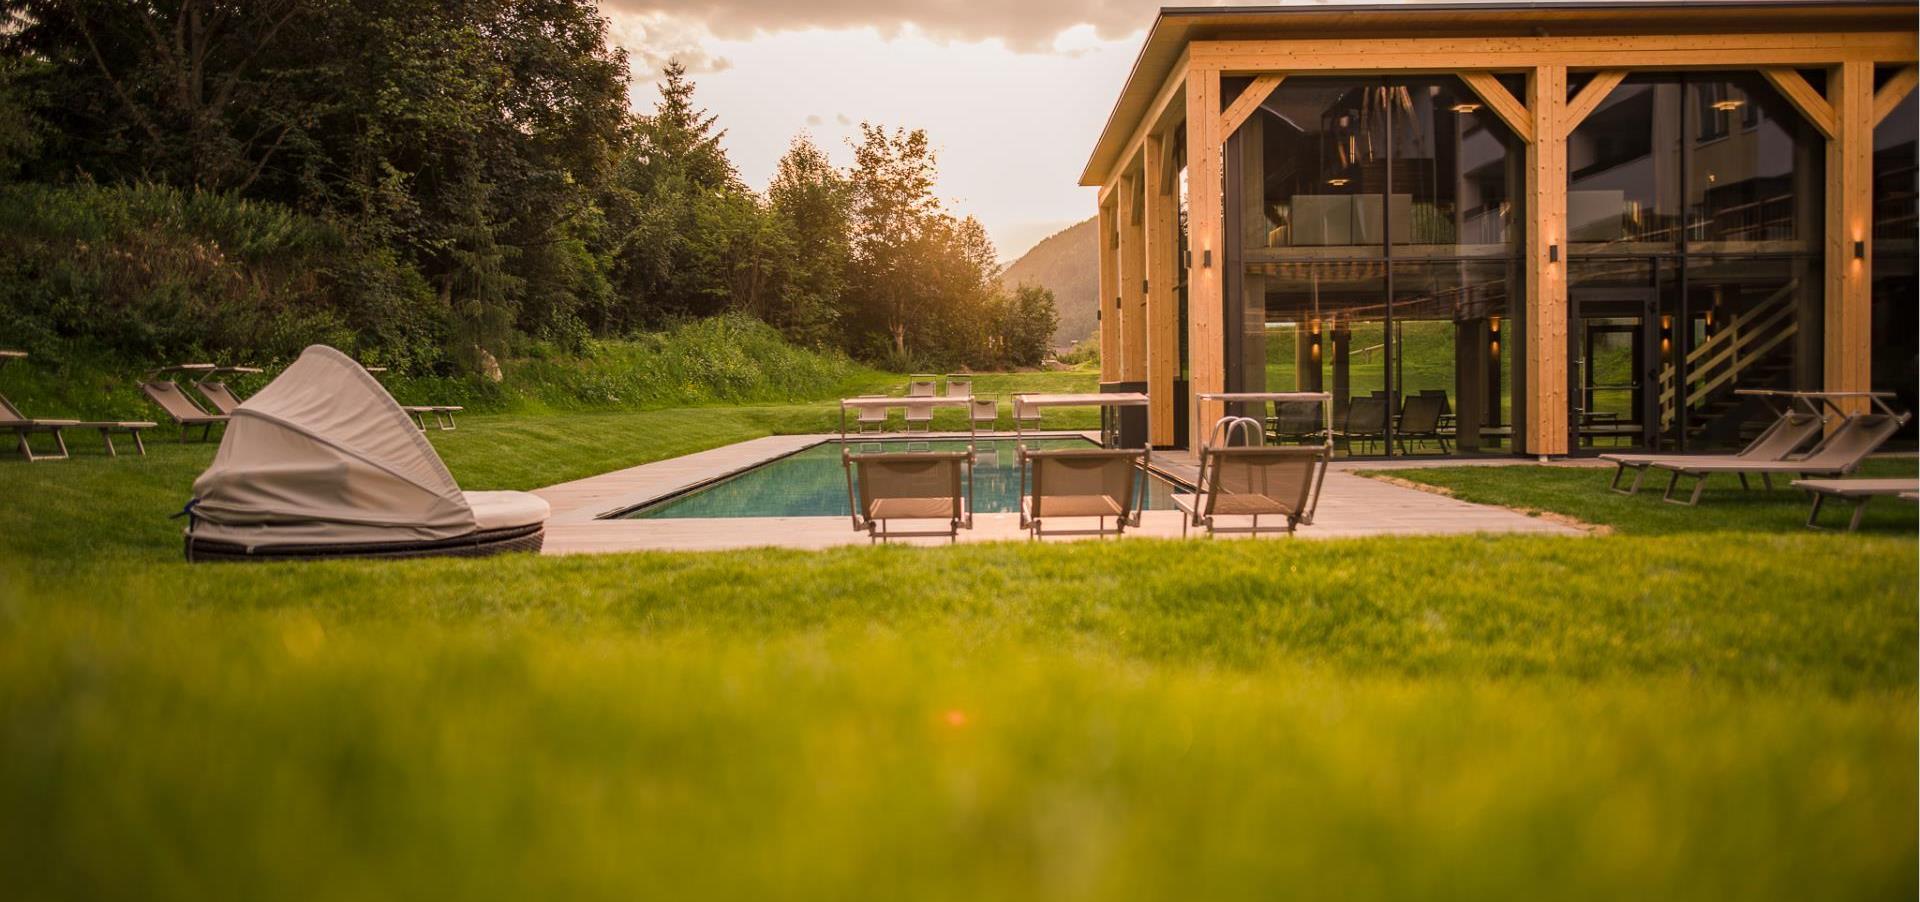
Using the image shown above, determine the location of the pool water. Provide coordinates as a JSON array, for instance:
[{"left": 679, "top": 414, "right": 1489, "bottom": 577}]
[{"left": 624, "top": 438, "right": 1180, "bottom": 519}]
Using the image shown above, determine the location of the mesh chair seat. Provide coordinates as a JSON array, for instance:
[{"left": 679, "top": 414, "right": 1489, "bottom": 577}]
[
  {"left": 1021, "top": 447, "right": 1144, "bottom": 537},
  {"left": 869, "top": 496, "right": 962, "bottom": 520},
  {"left": 1183, "top": 444, "right": 1324, "bottom": 537}
]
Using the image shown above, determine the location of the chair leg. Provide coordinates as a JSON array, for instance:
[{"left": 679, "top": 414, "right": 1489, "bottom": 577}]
[
  {"left": 1761, "top": 473, "right": 1772, "bottom": 491},
  {"left": 100, "top": 428, "right": 117, "bottom": 457},
  {"left": 1805, "top": 493, "right": 1827, "bottom": 529},
  {"left": 132, "top": 430, "right": 147, "bottom": 456},
  {"left": 1847, "top": 498, "right": 1869, "bottom": 533},
  {"left": 1738, "top": 473, "right": 1751, "bottom": 491},
  {"left": 1609, "top": 464, "right": 1631, "bottom": 494}
]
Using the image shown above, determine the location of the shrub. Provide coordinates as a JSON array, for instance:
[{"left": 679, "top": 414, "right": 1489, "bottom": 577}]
[{"left": 0, "top": 182, "right": 447, "bottom": 372}]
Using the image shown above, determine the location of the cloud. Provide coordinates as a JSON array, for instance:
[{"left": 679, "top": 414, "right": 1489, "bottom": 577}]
[
  {"left": 601, "top": 0, "right": 1173, "bottom": 52},
  {"left": 608, "top": 11, "right": 733, "bottom": 81}
]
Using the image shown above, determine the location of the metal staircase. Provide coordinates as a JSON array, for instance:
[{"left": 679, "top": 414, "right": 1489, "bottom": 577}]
[{"left": 1656, "top": 280, "right": 1801, "bottom": 445}]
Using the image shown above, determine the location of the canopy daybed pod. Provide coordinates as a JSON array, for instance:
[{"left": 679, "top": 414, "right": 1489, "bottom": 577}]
[{"left": 182, "top": 345, "right": 547, "bottom": 562}]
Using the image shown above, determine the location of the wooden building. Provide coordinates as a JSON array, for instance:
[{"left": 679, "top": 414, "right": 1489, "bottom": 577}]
[{"left": 1081, "top": 1, "right": 1918, "bottom": 457}]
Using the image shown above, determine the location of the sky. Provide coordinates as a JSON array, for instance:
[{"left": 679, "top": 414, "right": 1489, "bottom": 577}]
[{"left": 598, "top": 2, "right": 1168, "bottom": 262}]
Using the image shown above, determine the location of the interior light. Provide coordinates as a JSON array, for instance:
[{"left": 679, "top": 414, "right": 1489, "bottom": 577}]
[
  {"left": 1327, "top": 177, "right": 1350, "bottom": 187},
  {"left": 1450, "top": 103, "right": 1481, "bottom": 114},
  {"left": 1711, "top": 99, "right": 1745, "bottom": 112}
]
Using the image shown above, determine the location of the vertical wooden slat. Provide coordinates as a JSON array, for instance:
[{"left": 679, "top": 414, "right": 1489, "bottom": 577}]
[
  {"left": 1096, "top": 196, "right": 1119, "bottom": 383},
  {"left": 1185, "top": 66, "right": 1225, "bottom": 445},
  {"left": 1143, "top": 132, "right": 1179, "bottom": 446},
  {"left": 1119, "top": 173, "right": 1148, "bottom": 382},
  {"left": 1826, "top": 59, "right": 1874, "bottom": 418},
  {"left": 1524, "top": 64, "right": 1569, "bottom": 456}
]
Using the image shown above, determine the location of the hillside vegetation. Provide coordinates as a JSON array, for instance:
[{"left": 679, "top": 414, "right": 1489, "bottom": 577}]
[{"left": 999, "top": 216, "right": 1097, "bottom": 348}]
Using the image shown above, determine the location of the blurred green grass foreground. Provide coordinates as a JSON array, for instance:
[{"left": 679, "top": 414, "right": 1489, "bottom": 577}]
[{"left": 0, "top": 407, "right": 1914, "bottom": 900}]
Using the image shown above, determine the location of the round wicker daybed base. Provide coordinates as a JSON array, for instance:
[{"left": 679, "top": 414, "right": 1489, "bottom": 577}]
[{"left": 186, "top": 523, "right": 545, "bottom": 563}]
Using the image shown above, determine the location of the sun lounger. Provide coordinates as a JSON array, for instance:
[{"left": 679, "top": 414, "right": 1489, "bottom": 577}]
[
  {"left": 191, "top": 366, "right": 264, "bottom": 415},
  {"left": 1334, "top": 396, "right": 1389, "bottom": 455},
  {"left": 945, "top": 375, "right": 972, "bottom": 398},
  {"left": 970, "top": 398, "right": 997, "bottom": 428},
  {"left": 1601, "top": 392, "right": 1826, "bottom": 494},
  {"left": 1395, "top": 393, "right": 1450, "bottom": 455},
  {"left": 1655, "top": 407, "right": 1909, "bottom": 505},
  {"left": 907, "top": 376, "right": 937, "bottom": 398},
  {"left": 841, "top": 448, "right": 973, "bottom": 542},
  {"left": 402, "top": 406, "right": 463, "bottom": 431},
  {"left": 141, "top": 366, "right": 228, "bottom": 442},
  {"left": 904, "top": 400, "right": 934, "bottom": 432},
  {"left": 1019, "top": 446, "right": 1146, "bottom": 538},
  {"left": 1791, "top": 478, "right": 1920, "bottom": 532},
  {"left": 1172, "top": 445, "right": 1325, "bottom": 537},
  {"left": 360, "top": 365, "right": 462, "bottom": 430},
  {"left": 1012, "top": 397, "right": 1041, "bottom": 431},
  {"left": 0, "top": 352, "right": 156, "bottom": 460},
  {"left": 854, "top": 395, "right": 890, "bottom": 432}
]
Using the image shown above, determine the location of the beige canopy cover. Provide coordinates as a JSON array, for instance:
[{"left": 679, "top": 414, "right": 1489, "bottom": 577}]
[{"left": 189, "top": 345, "right": 479, "bottom": 548}]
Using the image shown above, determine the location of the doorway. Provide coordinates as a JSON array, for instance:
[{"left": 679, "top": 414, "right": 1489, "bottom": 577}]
[{"left": 1569, "top": 287, "right": 1657, "bottom": 453}]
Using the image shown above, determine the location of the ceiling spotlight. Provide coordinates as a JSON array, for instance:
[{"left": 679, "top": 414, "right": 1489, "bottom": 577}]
[
  {"left": 1711, "top": 98, "right": 1745, "bottom": 112},
  {"left": 1450, "top": 102, "right": 1482, "bottom": 114},
  {"left": 1327, "top": 177, "right": 1350, "bottom": 187}
]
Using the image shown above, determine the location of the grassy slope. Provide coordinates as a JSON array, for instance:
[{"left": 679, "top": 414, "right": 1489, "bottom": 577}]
[{"left": 0, "top": 402, "right": 1914, "bottom": 900}]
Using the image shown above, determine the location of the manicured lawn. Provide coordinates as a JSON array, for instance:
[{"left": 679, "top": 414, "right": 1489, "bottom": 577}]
[
  {"left": 1, "top": 405, "right": 1914, "bottom": 900},
  {"left": 1376, "top": 457, "right": 1920, "bottom": 536}
]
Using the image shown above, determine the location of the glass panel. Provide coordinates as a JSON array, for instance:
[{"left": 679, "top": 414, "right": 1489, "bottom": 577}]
[
  {"left": 1389, "top": 76, "right": 1522, "bottom": 252},
  {"left": 1873, "top": 79, "right": 1918, "bottom": 446},
  {"left": 1390, "top": 260, "right": 1518, "bottom": 455},
  {"left": 1243, "top": 79, "right": 1383, "bottom": 256},
  {"left": 1683, "top": 74, "right": 1824, "bottom": 253},
  {"left": 1568, "top": 78, "right": 1685, "bottom": 252},
  {"left": 1677, "top": 255, "right": 1821, "bottom": 449}
]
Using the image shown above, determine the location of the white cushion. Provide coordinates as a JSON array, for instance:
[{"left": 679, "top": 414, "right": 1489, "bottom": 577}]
[{"left": 463, "top": 491, "right": 550, "bottom": 531}]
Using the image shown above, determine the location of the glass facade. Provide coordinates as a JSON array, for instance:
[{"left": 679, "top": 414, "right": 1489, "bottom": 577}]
[
  {"left": 1566, "top": 72, "right": 1825, "bottom": 451},
  {"left": 1225, "top": 76, "right": 1523, "bottom": 455},
  {"left": 1872, "top": 67, "right": 1918, "bottom": 446}
]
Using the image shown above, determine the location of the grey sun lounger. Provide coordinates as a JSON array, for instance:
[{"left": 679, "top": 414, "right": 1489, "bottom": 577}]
[
  {"left": 1020, "top": 446, "right": 1147, "bottom": 538},
  {"left": 0, "top": 352, "right": 156, "bottom": 460},
  {"left": 142, "top": 366, "right": 229, "bottom": 442},
  {"left": 1173, "top": 445, "right": 1325, "bottom": 537},
  {"left": 842, "top": 448, "right": 973, "bottom": 542},
  {"left": 191, "top": 366, "right": 264, "bottom": 415},
  {"left": 1654, "top": 408, "right": 1910, "bottom": 506},
  {"left": 1601, "top": 406, "right": 1826, "bottom": 495},
  {"left": 1791, "top": 478, "right": 1920, "bottom": 532}
]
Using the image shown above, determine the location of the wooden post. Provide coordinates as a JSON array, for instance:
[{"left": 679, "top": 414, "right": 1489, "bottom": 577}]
[
  {"left": 1097, "top": 195, "right": 1119, "bottom": 383},
  {"left": 1185, "top": 66, "right": 1225, "bottom": 445},
  {"left": 1826, "top": 60, "right": 1874, "bottom": 418},
  {"left": 1524, "top": 64, "right": 1570, "bottom": 456},
  {"left": 1143, "top": 132, "right": 1180, "bottom": 446},
  {"left": 1119, "top": 172, "right": 1148, "bottom": 382}
]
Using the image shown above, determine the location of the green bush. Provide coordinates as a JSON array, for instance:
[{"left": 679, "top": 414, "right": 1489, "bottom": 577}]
[{"left": 0, "top": 182, "right": 447, "bottom": 372}]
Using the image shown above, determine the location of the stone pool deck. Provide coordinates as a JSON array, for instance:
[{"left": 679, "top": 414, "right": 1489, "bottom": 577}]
[{"left": 532, "top": 433, "right": 1592, "bottom": 554}]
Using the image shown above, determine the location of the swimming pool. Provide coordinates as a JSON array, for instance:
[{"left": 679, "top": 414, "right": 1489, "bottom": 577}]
[{"left": 622, "top": 437, "right": 1181, "bottom": 519}]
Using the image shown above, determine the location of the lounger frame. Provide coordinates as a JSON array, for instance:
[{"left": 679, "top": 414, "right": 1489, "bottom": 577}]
[{"left": 187, "top": 523, "right": 544, "bottom": 562}]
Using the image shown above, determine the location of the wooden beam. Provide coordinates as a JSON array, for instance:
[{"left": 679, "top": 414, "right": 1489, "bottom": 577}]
[
  {"left": 1524, "top": 64, "right": 1570, "bottom": 457},
  {"left": 1098, "top": 47, "right": 1190, "bottom": 188},
  {"left": 1096, "top": 196, "right": 1120, "bottom": 383},
  {"left": 1143, "top": 131, "right": 1179, "bottom": 447},
  {"left": 1874, "top": 64, "right": 1918, "bottom": 125},
  {"left": 1762, "top": 68, "right": 1837, "bottom": 139},
  {"left": 1193, "top": 32, "right": 1915, "bottom": 73},
  {"left": 1118, "top": 173, "right": 1148, "bottom": 383},
  {"left": 1825, "top": 60, "right": 1875, "bottom": 418},
  {"left": 1563, "top": 70, "right": 1628, "bottom": 130},
  {"left": 1219, "top": 74, "right": 1285, "bottom": 140},
  {"left": 1185, "top": 66, "right": 1225, "bottom": 446},
  {"left": 1459, "top": 72, "right": 1534, "bottom": 143}
]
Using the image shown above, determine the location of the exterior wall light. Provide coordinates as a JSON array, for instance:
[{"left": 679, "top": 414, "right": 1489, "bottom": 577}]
[
  {"left": 1855, "top": 240, "right": 1866, "bottom": 259},
  {"left": 1548, "top": 244, "right": 1559, "bottom": 263},
  {"left": 1202, "top": 249, "right": 1213, "bottom": 268}
]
